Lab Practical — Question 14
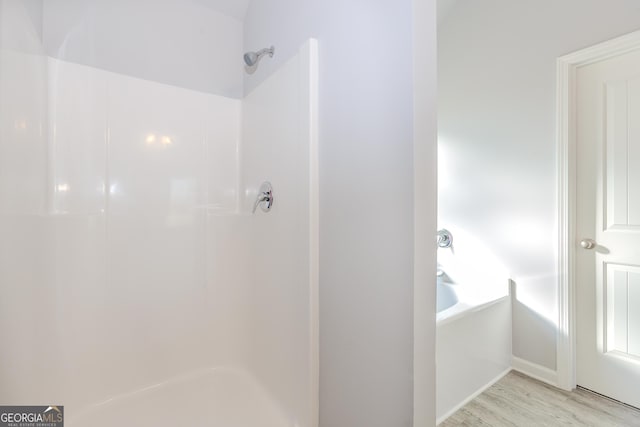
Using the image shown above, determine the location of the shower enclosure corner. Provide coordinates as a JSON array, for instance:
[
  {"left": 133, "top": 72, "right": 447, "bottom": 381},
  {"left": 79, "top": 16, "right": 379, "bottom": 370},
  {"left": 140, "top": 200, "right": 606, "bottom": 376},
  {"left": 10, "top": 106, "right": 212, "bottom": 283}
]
[{"left": 0, "top": 2, "right": 318, "bottom": 426}]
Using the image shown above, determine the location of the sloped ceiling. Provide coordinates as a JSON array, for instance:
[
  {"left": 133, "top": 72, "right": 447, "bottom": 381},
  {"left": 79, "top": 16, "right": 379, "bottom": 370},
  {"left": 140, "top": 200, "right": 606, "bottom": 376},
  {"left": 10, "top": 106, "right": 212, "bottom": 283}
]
[
  {"left": 198, "top": 0, "right": 455, "bottom": 25},
  {"left": 192, "top": 0, "right": 251, "bottom": 20}
]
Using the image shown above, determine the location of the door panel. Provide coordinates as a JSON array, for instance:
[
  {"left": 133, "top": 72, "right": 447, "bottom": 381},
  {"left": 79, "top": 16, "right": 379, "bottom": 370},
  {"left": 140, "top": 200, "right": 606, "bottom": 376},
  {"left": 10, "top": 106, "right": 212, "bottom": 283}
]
[
  {"left": 605, "top": 77, "right": 640, "bottom": 230},
  {"left": 605, "top": 264, "right": 640, "bottom": 357},
  {"left": 576, "top": 48, "right": 640, "bottom": 409}
]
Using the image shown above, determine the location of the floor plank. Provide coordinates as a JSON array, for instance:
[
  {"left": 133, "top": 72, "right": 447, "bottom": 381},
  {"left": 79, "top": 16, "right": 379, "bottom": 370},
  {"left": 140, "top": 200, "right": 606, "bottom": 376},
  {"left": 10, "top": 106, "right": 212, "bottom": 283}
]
[{"left": 439, "top": 371, "right": 640, "bottom": 426}]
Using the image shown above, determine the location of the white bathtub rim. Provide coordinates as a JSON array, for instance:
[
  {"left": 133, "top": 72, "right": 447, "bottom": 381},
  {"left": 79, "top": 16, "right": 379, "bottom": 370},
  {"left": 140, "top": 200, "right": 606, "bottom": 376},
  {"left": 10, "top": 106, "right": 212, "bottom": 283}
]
[{"left": 436, "top": 295, "right": 510, "bottom": 326}]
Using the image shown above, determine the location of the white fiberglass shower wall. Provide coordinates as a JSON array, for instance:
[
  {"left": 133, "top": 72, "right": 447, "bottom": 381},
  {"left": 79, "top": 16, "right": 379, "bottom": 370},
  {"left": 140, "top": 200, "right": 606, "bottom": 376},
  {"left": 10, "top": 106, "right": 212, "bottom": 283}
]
[{"left": 0, "top": 1, "right": 318, "bottom": 426}]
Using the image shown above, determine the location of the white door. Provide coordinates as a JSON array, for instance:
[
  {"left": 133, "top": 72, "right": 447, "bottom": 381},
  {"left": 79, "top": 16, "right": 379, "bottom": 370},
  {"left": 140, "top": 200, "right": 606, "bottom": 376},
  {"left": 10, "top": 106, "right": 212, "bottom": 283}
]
[{"left": 576, "top": 47, "right": 640, "bottom": 408}]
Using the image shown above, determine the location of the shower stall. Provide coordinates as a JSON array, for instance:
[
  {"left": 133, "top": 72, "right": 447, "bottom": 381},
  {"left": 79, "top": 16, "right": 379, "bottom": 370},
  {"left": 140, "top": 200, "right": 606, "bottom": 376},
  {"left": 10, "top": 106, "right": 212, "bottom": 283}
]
[{"left": 0, "top": 1, "right": 318, "bottom": 426}]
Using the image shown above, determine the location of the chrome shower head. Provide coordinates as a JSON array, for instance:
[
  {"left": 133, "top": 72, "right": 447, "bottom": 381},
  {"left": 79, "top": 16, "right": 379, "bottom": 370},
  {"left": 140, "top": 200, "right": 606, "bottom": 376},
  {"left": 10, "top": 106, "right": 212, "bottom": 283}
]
[
  {"left": 243, "top": 46, "right": 275, "bottom": 68},
  {"left": 243, "top": 52, "right": 258, "bottom": 66}
]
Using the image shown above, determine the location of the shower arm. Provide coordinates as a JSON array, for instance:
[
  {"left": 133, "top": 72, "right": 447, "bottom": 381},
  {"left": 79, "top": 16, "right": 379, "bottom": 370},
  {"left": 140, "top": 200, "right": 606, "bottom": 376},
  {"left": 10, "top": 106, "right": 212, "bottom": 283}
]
[{"left": 256, "top": 47, "right": 273, "bottom": 58}]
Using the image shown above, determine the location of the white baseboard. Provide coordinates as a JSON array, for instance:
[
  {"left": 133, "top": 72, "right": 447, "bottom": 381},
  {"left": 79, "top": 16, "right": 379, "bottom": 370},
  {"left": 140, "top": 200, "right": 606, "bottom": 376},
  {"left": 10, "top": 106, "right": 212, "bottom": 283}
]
[
  {"left": 512, "top": 356, "right": 558, "bottom": 387},
  {"left": 436, "top": 367, "right": 511, "bottom": 426},
  {"left": 436, "top": 360, "right": 559, "bottom": 425}
]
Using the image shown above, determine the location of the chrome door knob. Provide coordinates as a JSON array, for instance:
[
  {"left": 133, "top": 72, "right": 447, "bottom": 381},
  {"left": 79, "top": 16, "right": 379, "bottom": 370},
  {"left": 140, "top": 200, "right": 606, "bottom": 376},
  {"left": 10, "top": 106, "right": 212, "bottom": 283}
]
[{"left": 580, "top": 239, "right": 597, "bottom": 250}]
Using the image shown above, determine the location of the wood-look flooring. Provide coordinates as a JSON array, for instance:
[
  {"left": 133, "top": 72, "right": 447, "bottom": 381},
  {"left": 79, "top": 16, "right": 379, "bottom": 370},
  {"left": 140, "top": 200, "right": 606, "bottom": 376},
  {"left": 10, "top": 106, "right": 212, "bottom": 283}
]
[{"left": 440, "top": 371, "right": 640, "bottom": 426}]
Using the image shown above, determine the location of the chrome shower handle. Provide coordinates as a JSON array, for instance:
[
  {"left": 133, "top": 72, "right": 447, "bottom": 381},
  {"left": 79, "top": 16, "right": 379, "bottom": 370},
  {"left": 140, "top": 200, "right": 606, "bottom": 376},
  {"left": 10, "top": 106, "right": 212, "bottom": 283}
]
[
  {"left": 437, "top": 229, "right": 453, "bottom": 248},
  {"left": 252, "top": 182, "right": 274, "bottom": 213},
  {"left": 252, "top": 193, "right": 269, "bottom": 213}
]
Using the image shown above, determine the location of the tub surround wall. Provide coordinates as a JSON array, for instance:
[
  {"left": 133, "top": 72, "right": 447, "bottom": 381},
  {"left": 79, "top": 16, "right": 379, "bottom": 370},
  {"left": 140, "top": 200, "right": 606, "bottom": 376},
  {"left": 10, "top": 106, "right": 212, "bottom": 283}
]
[
  {"left": 1, "top": 2, "right": 318, "bottom": 425},
  {"left": 46, "top": 59, "right": 244, "bottom": 411},
  {"left": 0, "top": 0, "right": 55, "bottom": 405},
  {"left": 438, "top": 0, "right": 640, "bottom": 375},
  {"left": 0, "top": 1, "right": 49, "bottom": 403},
  {"left": 241, "top": 40, "right": 319, "bottom": 426},
  {"left": 1, "top": 52, "right": 246, "bottom": 411}
]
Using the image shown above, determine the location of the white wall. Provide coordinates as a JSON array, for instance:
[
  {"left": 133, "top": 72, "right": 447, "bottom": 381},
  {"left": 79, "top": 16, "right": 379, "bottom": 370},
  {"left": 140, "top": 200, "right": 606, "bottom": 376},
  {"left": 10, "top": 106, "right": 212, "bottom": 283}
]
[
  {"left": 438, "top": 0, "right": 640, "bottom": 371},
  {"left": 414, "top": 0, "right": 438, "bottom": 424},
  {"left": 42, "top": 0, "right": 244, "bottom": 97},
  {"left": 244, "top": 1, "right": 425, "bottom": 426},
  {"left": 0, "top": 0, "right": 43, "bottom": 54}
]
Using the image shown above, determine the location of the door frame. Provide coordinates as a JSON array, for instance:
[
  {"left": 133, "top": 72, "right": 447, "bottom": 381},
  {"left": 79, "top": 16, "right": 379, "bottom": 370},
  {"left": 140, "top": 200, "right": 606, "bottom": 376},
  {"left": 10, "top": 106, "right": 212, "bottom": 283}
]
[{"left": 557, "top": 30, "right": 640, "bottom": 391}]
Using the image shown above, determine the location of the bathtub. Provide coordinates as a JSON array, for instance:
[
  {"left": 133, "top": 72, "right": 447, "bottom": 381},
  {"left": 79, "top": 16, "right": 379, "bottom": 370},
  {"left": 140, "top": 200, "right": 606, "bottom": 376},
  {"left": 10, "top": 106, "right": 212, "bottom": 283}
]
[
  {"left": 436, "top": 275, "right": 510, "bottom": 325},
  {"left": 67, "top": 368, "right": 291, "bottom": 427},
  {"left": 436, "top": 274, "right": 512, "bottom": 424}
]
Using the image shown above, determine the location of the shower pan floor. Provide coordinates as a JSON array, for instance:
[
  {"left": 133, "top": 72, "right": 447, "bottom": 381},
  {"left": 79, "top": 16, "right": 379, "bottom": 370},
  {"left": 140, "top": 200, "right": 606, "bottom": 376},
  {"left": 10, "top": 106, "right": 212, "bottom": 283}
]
[{"left": 66, "top": 368, "right": 290, "bottom": 427}]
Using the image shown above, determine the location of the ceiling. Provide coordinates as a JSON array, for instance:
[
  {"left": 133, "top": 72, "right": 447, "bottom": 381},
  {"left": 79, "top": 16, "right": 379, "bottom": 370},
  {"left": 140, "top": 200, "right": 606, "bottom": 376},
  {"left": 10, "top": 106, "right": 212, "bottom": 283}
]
[
  {"left": 191, "top": 0, "right": 251, "bottom": 20},
  {"left": 194, "top": 0, "right": 456, "bottom": 25}
]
